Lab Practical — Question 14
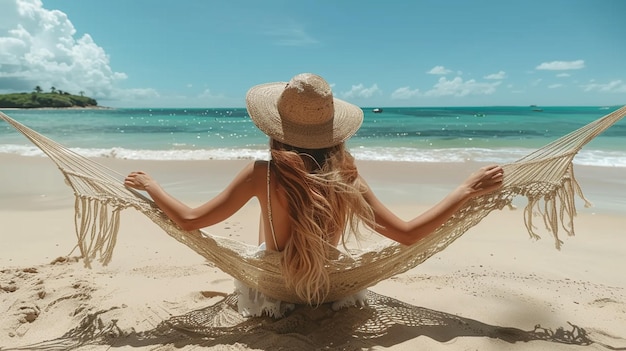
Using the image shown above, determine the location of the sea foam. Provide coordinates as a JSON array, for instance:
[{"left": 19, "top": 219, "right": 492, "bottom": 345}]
[{"left": 2, "top": 144, "right": 625, "bottom": 167}]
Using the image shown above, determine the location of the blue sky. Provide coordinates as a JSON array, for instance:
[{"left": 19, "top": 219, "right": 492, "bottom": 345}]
[{"left": 1, "top": 0, "right": 625, "bottom": 108}]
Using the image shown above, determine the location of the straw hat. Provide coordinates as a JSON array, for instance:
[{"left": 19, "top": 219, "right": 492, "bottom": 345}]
[{"left": 246, "top": 73, "right": 363, "bottom": 149}]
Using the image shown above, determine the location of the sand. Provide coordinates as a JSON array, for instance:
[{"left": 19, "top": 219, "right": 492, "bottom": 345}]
[{"left": 0, "top": 154, "right": 625, "bottom": 350}]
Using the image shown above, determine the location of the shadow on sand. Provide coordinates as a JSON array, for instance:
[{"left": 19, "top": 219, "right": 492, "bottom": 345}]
[{"left": 3, "top": 290, "right": 619, "bottom": 351}]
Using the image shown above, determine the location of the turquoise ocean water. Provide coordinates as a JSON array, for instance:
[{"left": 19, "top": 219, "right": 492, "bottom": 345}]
[{"left": 1, "top": 106, "right": 625, "bottom": 167}]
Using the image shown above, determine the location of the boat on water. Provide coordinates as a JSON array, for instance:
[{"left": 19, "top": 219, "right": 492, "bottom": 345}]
[{"left": 372, "top": 108, "right": 383, "bottom": 113}]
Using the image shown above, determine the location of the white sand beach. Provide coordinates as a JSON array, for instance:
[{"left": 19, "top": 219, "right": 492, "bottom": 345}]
[{"left": 1, "top": 154, "right": 625, "bottom": 350}]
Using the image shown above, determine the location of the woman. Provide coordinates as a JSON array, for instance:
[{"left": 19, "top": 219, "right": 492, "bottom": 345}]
[{"left": 124, "top": 73, "right": 503, "bottom": 316}]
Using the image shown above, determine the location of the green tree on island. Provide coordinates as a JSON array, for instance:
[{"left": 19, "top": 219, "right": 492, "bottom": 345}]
[{"left": 0, "top": 87, "right": 98, "bottom": 109}]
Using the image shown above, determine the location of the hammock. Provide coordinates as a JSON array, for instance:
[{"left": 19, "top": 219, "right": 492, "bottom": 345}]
[{"left": 1, "top": 107, "right": 625, "bottom": 304}]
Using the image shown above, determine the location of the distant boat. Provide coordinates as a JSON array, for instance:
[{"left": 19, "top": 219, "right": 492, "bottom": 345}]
[
  {"left": 474, "top": 113, "right": 486, "bottom": 117},
  {"left": 372, "top": 108, "right": 383, "bottom": 113}
]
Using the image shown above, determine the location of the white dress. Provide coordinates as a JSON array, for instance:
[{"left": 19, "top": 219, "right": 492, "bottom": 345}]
[
  {"left": 235, "top": 276, "right": 368, "bottom": 318},
  {"left": 234, "top": 243, "right": 296, "bottom": 318}
]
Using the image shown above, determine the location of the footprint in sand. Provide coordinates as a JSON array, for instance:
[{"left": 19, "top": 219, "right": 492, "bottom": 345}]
[
  {"left": 1, "top": 268, "right": 46, "bottom": 331},
  {"left": 1, "top": 281, "right": 18, "bottom": 293},
  {"left": 15, "top": 301, "right": 41, "bottom": 323},
  {"left": 200, "top": 290, "right": 228, "bottom": 298},
  {"left": 590, "top": 297, "right": 620, "bottom": 308}
]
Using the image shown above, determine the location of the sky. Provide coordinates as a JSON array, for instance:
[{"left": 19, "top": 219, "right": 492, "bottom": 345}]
[{"left": 0, "top": 0, "right": 625, "bottom": 108}]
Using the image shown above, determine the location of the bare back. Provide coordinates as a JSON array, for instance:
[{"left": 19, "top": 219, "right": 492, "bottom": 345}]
[{"left": 256, "top": 160, "right": 342, "bottom": 251}]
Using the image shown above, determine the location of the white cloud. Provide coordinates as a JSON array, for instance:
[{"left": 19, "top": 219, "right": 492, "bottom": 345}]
[
  {"left": 548, "top": 84, "right": 563, "bottom": 89},
  {"left": 341, "top": 83, "right": 381, "bottom": 99},
  {"left": 0, "top": 0, "right": 128, "bottom": 99},
  {"left": 556, "top": 73, "right": 571, "bottom": 78},
  {"left": 581, "top": 80, "right": 626, "bottom": 93},
  {"left": 427, "top": 66, "right": 452, "bottom": 75},
  {"left": 484, "top": 71, "right": 506, "bottom": 80},
  {"left": 424, "top": 77, "right": 500, "bottom": 97},
  {"left": 536, "top": 60, "right": 585, "bottom": 71},
  {"left": 391, "top": 86, "right": 420, "bottom": 100},
  {"left": 198, "top": 88, "right": 225, "bottom": 100},
  {"left": 265, "top": 20, "right": 318, "bottom": 46},
  {"left": 108, "top": 88, "right": 159, "bottom": 102}
]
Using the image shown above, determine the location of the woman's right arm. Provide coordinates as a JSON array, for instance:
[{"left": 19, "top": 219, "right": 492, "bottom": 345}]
[
  {"left": 124, "top": 161, "right": 264, "bottom": 231},
  {"left": 362, "top": 165, "right": 503, "bottom": 245}
]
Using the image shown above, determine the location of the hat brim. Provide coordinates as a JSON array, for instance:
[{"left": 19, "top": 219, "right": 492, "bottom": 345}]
[{"left": 246, "top": 82, "right": 363, "bottom": 149}]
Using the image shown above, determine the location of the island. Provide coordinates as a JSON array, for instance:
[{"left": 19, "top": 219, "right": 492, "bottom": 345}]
[{"left": 0, "top": 86, "right": 98, "bottom": 108}]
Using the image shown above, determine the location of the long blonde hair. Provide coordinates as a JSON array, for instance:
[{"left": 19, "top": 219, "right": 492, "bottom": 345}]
[{"left": 269, "top": 139, "right": 375, "bottom": 305}]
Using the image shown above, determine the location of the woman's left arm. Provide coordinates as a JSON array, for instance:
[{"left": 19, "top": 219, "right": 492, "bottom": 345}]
[{"left": 124, "top": 161, "right": 262, "bottom": 231}]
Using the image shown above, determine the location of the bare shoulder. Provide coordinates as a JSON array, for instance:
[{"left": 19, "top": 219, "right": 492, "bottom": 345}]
[
  {"left": 248, "top": 160, "right": 269, "bottom": 189},
  {"left": 357, "top": 174, "right": 383, "bottom": 205},
  {"left": 226, "top": 160, "right": 266, "bottom": 188},
  {"left": 252, "top": 159, "right": 269, "bottom": 175},
  {"left": 357, "top": 174, "right": 373, "bottom": 192}
]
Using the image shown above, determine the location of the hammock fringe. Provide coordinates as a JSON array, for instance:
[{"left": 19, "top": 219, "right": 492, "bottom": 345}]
[
  {"left": 75, "top": 196, "right": 121, "bottom": 268},
  {"left": 522, "top": 163, "right": 595, "bottom": 249}
]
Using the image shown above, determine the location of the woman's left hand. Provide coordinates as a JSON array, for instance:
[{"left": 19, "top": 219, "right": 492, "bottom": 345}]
[{"left": 124, "top": 171, "right": 156, "bottom": 191}]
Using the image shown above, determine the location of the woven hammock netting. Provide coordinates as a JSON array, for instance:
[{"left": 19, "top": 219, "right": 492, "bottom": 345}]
[{"left": 1, "top": 106, "right": 625, "bottom": 304}]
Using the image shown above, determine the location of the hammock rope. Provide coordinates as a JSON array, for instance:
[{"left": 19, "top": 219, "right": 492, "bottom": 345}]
[{"left": 1, "top": 106, "right": 625, "bottom": 304}]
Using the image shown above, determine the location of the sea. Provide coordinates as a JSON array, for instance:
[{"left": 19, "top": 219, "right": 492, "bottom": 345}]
[{"left": 1, "top": 106, "right": 625, "bottom": 167}]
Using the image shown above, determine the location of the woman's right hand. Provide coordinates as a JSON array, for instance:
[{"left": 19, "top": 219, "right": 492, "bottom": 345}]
[
  {"left": 124, "top": 171, "right": 156, "bottom": 191},
  {"left": 460, "top": 165, "right": 504, "bottom": 199}
]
